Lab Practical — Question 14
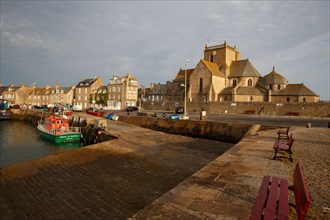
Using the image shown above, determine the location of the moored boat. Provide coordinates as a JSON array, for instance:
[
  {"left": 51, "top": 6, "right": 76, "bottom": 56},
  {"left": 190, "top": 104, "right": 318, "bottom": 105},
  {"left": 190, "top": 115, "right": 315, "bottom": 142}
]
[
  {"left": 0, "top": 110, "right": 11, "bottom": 120},
  {"left": 37, "top": 115, "right": 81, "bottom": 143}
]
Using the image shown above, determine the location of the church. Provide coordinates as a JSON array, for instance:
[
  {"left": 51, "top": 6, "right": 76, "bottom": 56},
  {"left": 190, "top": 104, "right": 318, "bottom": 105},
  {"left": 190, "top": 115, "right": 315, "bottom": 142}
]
[
  {"left": 185, "top": 41, "right": 319, "bottom": 103},
  {"left": 143, "top": 41, "right": 319, "bottom": 104}
]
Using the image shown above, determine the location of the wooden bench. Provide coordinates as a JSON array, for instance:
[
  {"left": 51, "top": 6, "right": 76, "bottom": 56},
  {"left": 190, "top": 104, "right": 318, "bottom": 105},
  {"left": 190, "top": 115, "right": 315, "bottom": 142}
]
[
  {"left": 273, "top": 134, "right": 294, "bottom": 162},
  {"left": 250, "top": 162, "right": 311, "bottom": 220},
  {"left": 277, "top": 127, "right": 290, "bottom": 140}
]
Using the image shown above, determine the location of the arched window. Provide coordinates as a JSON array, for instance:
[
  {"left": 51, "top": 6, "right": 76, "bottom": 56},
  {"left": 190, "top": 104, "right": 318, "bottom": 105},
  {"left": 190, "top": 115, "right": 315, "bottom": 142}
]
[
  {"left": 232, "top": 79, "right": 237, "bottom": 87},
  {"left": 248, "top": 79, "right": 253, "bottom": 86},
  {"left": 199, "top": 78, "right": 203, "bottom": 93},
  {"left": 303, "top": 97, "right": 306, "bottom": 102},
  {"left": 210, "top": 55, "right": 214, "bottom": 62},
  {"left": 277, "top": 84, "right": 281, "bottom": 90}
]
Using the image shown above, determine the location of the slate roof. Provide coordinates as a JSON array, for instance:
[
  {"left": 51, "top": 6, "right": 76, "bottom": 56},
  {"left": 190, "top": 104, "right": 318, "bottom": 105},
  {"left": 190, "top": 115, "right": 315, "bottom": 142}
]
[
  {"left": 273, "top": 84, "right": 318, "bottom": 96},
  {"left": 76, "top": 78, "right": 96, "bottom": 87},
  {"left": 260, "top": 67, "right": 287, "bottom": 85},
  {"left": 201, "top": 60, "right": 226, "bottom": 78},
  {"left": 229, "top": 59, "right": 261, "bottom": 77}
]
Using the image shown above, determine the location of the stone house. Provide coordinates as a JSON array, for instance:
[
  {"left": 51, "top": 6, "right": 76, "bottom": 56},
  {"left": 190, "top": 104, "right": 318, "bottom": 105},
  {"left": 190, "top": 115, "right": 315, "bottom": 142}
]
[
  {"left": 107, "top": 73, "right": 138, "bottom": 110},
  {"left": 74, "top": 77, "right": 103, "bottom": 109},
  {"left": 2, "top": 84, "right": 34, "bottom": 106}
]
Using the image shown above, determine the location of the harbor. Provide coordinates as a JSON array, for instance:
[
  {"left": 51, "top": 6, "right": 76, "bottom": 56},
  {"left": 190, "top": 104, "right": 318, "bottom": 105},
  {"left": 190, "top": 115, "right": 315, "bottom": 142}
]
[{"left": 0, "top": 111, "right": 329, "bottom": 219}]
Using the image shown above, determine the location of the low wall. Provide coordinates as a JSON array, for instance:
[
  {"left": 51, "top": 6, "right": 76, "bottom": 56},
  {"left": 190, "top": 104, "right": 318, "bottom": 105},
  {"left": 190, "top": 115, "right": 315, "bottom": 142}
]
[
  {"left": 118, "top": 115, "right": 253, "bottom": 143},
  {"left": 141, "top": 101, "right": 330, "bottom": 117}
]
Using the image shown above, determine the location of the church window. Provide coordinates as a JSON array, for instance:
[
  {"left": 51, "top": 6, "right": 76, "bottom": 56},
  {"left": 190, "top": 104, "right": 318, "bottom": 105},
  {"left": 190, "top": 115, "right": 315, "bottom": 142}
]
[
  {"left": 210, "top": 55, "right": 214, "bottom": 62},
  {"left": 270, "top": 85, "right": 273, "bottom": 90},
  {"left": 233, "top": 79, "right": 237, "bottom": 87},
  {"left": 250, "top": 96, "right": 253, "bottom": 101},
  {"left": 303, "top": 97, "right": 306, "bottom": 102},
  {"left": 287, "top": 97, "right": 290, "bottom": 102},
  {"left": 278, "top": 85, "right": 281, "bottom": 90},
  {"left": 248, "top": 79, "right": 253, "bottom": 86},
  {"left": 199, "top": 78, "right": 203, "bottom": 93}
]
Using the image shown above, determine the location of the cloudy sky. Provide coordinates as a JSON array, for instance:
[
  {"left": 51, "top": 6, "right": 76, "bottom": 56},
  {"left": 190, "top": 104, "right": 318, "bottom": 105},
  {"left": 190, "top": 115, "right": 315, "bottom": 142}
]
[{"left": 1, "top": 1, "right": 329, "bottom": 100}]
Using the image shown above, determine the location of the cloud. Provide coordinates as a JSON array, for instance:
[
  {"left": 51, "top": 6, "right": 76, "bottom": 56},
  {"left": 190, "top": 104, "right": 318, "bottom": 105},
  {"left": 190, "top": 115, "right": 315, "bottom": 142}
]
[{"left": 0, "top": 1, "right": 329, "bottom": 100}]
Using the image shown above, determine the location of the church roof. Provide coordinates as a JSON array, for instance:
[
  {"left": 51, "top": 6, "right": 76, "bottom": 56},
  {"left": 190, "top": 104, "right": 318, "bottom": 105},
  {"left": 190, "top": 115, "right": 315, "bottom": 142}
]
[
  {"left": 201, "top": 60, "right": 226, "bottom": 78},
  {"left": 273, "top": 84, "right": 318, "bottom": 96},
  {"left": 260, "top": 67, "right": 287, "bottom": 85},
  {"left": 219, "top": 87, "right": 233, "bottom": 95},
  {"left": 236, "top": 86, "right": 265, "bottom": 95},
  {"left": 229, "top": 59, "right": 261, "bottom": 78},
  {"left": 174, "top": 68, "right": 194, "bottom": 81}
]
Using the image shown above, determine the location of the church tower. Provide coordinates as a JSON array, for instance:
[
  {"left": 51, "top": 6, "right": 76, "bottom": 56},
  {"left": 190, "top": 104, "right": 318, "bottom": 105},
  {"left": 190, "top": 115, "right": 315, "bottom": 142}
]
[{"left": 203, "top": 40, "right": 240, "bottom": 77}]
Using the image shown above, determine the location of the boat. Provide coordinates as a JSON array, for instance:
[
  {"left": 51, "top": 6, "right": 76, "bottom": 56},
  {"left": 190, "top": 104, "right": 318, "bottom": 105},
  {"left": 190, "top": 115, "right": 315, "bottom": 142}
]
[
  {"left": 37, "top": 115, "right": 81, "bottom": 143},
  {"left": 0, "top": 110, "right": 11, "bottom": 120}
]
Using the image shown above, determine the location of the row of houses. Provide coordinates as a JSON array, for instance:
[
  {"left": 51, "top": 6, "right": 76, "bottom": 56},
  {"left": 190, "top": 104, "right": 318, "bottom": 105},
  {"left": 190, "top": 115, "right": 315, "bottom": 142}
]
[
  {"left": 1, "top": 41, "right": 319, "bottom": 111},
  {"left": 0, "top": 73, "right": 139, "bottom": 110}
]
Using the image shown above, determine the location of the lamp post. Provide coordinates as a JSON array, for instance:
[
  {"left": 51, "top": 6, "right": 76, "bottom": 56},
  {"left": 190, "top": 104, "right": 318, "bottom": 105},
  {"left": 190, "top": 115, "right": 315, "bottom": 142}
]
[{"left": 184, "top": 58, "right": 189, "bottom": 118}]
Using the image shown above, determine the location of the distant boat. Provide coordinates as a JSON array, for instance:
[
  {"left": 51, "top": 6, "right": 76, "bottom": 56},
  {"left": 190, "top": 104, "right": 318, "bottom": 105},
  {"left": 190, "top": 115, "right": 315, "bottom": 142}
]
[
  {"left": 0, "top": 110, "right": 11, "bottom": 120},
  {"left": 37, "top": 115, "right": 81, "bottom": 143}
]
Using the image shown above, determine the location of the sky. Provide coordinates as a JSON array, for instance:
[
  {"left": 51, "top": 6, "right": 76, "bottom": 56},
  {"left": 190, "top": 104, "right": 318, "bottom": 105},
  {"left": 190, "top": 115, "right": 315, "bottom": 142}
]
[{"left": 1, "top": 1, "right": 329, "bottom": 100}]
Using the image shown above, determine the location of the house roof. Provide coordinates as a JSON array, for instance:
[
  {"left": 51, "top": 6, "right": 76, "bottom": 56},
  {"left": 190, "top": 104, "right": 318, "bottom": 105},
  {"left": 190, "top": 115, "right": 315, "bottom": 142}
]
[
  {"left": 229, "top": 59, "right": 261, "bottom": 78},
  {"left": 273, "top": 84, "right": 318, "bottom": 96},
  {"left": 200, "top": 60, "right": 226, "bottom": 78},
  {"left": 260, "top": 67, "right": 287, "bottom": 85},
  {"left": 76, "top": 78, "right": 97, "bottom": 87},
  {"left": 236, "top": 86, "right": 265, "bottom": 95},
  {"left": 147, "top": 83, "right": 167, "bottom": 95},
  {"left": 174, "top": 68, "right": 194, "bottom": 81}
]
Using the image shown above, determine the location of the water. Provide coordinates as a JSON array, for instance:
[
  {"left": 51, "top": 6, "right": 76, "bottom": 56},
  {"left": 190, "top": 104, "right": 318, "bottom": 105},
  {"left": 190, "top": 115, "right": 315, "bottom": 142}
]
[{"left": 0, "top": 120, "right": 81, "bottom": 167}]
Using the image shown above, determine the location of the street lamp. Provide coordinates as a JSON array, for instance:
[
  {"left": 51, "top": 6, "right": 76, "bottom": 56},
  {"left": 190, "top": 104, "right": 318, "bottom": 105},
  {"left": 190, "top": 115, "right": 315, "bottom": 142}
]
[{"left": 184, "top": 58, "right": 189, "bottom": 118}]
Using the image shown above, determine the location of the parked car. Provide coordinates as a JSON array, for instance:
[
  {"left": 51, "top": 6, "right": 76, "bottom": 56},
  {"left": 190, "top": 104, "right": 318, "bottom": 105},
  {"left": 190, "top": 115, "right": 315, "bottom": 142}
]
[
  {"left": 175, "top": 107, "right": 184, "bottom": 114},
  {"left": 126, "top": 106, "right": 138, "bottom": 112}
]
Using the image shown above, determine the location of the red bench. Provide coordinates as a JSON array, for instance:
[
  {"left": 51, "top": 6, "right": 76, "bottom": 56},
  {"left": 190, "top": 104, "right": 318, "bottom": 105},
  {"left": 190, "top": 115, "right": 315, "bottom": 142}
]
[
  {"left": 273, "top": 134, "right": 294, "bottom": 162},
  {"left": 250, "top": 162, "right": 311, "bottom": 220},
  {"left": 245, "top": 110, "right": 256, "bottom": 114},
  {"left": 277, "top": 127, "right": 290, "bottom": 140}
]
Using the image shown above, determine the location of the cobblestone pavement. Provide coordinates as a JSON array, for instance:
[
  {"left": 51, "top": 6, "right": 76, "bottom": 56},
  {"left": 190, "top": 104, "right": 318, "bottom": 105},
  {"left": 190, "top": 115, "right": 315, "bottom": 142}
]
[{"left": 0, "top": 120, "right": 233, "bottom": 219}]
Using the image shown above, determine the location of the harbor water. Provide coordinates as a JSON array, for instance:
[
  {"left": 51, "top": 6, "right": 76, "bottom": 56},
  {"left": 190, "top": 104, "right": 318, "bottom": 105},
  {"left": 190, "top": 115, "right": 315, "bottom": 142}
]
[{"left": 0, "top": 120, "right": 81, "bottom": 167}]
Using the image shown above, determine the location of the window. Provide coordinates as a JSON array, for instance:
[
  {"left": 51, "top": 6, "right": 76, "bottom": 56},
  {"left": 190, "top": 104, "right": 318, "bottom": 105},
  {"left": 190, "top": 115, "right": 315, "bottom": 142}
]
[
  {"left": 85, "top": 88, "right": 87, "bottom": 93},
  {"left": 85, "top": 96, "right": 87, "bottom": 101},
  {"left": 250, "top": 96, "right": 253, "bottom": 101},
  {"left": 303, "top": 97, "right": 306, "bottom": 102},
  {"left": 248, "top": 79, "right": 253, "bottom": 87},
  {"left": 78, "top": 96, "right": 81, "bottom": 101},
  {"left": 78, "top": 88, "right": 81, "bottom": 94},
  {"left": 278, "top": 85, "right": 281, "bottom": 90},
  {"left": 210, "top": 55, "right": 214, "bottom": 62},
  {"left": 224, "top": 96, "right": 227, "bottom": 101},
  {"left": 233, "top": 79, "right": 237, "bottom": 87},
  {"left": 270, "top": 85, "right": 273, "bottom": 90},
  {"left": 287, "top": 97, "right": 290, "bottom": 102},
  {"left": 113, "top": 87, "right": 117, "bottom": 92},
  {"left": 199, "top": 78, "right": 203, "bottom": 93},
  {"left": 118, "top": 87, "right": 120, "bottom": 92}
]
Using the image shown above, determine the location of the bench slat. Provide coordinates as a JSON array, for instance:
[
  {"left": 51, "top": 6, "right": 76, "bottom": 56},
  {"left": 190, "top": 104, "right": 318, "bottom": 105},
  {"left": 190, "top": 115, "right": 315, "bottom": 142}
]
[
  {"left": 294, "top": 162, "right": 312, "bottom": 220},
  {"left": 278, "top": 179, "right": 289, "bottom": 220},
  {"left": 264, "top": 176, "right": 280, "bottom": 219},
  {"left": 249, "top": 176, "right": 271, "bottom": 220}
]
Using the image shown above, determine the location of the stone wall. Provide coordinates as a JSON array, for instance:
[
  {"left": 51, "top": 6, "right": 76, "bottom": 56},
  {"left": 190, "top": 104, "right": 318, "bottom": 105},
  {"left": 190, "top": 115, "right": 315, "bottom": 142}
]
[
  {"left": 118, "top": 115, "right": 253, "bottom": 143},
  {"left": 141, "top": 101, "right": 330, "bottom": 117}
]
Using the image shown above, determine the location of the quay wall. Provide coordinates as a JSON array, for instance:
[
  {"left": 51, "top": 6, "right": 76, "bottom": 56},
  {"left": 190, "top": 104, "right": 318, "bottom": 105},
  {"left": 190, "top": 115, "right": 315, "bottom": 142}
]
[
  {"left": 141, "top": 101, "right": 330, "bottom": 117},
  {"left": 118, "top": 115, "right": 254, "bottom": 143}
]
